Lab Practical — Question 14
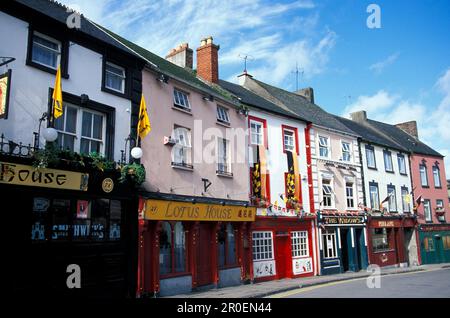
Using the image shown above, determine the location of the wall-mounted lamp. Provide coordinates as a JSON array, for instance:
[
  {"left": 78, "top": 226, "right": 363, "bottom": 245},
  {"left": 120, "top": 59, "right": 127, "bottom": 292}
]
[
  {"left": 202, "top": 95, "right": 214, "bottom": 102},
  {"left": 121, "top": 134, "right": 143, "bottom": 163},
  {"left": 33, "top": 112, "right": 58, "bottom": 149},
  {"left": 156, "top": 73, "right": 169, "bottom": 84}
]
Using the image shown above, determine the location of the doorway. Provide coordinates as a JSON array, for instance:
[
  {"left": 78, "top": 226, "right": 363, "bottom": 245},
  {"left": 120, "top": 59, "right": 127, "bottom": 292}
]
[
  {"left": 340, "top": 229, "right": 350, "bottom": 272},
  {"left": 197, "top": 223, "right": 213, "bottom": 287},
  {"left": 355, "top": 229, "right": 364, "bottom": 271},
  {"left": 275, "top": 232, "right": 290, "bottom": 279}
]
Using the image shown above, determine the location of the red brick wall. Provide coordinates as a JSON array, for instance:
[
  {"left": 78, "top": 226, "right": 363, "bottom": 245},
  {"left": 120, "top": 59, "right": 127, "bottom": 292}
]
[{"left": 196, "top": 43, "right": 219, "bottom": 83}]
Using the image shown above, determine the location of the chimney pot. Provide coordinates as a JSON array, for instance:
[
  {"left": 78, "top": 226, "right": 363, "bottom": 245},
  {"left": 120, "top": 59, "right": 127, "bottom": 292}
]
[
  {"left": 166, "top": 42, "right": 193, "bottom": 70},
  {"left": 395, "top": 121, "right": 419, "bottom": 139},
  {"left": 350, "top": 111, "right": 367, "bottom": 123},
  {"left": 294, "top": 87, "right": 315, "bottom": 103},
  {"left": 196, "top": 36, "right": 220, "bottom": 83}
]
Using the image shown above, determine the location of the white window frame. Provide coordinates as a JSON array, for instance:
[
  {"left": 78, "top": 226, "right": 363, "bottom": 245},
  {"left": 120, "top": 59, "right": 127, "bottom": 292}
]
[
  {"left": 318, "top": 135, "right": 330, "bottom": 158},
  {"left": 250, "top": 120, "right": 263, "bottom": 146},
  {"left": 387, "top": 186, "right": 397, "bottom": 212},
  {"left": 173, "top": 88, "right": 191, "bottom": 111},
  {"left": 104, "top": 61, "right": 126, "bottom": 93},
  {"left": 252, "top": 231, "right": 274, "bottom": 261},
  {"left": 420, "top": 165, "right": 428, "bottom": 187},
  {"left": 401, "top": 188, "right": 411, "bottom": 213},
  {"left": 322, "top": 230, "right": 337, "bottom": 259},
  {"left": 366, "top": 146, "right": 376, "bottom": 169},
  {"left": 384, "top": 150, "right": 394, "bottom": 172},
  {"left": 54, "top": 103, "right": 106, "bottom": 156},
  {"left": 346, "top": 182, "right": 355, "bottom": 209},
  {"left": 433, "top": 166, "right": 441, "bottom": 188},
  {"left": 172, "top": 126, "right": 192, "bottom": 167},
  {"left": 398, "top": 155, "right": 407, "bottom": 174},
  {"left": 370, "top": 184, "right": 380, "bottom": 210},
  {"left": 216, "top": 105, "right": 230, "bottom": 124},
  {"left": 322, "top": 178, "right": 334, "bottom": 208},
  {"left": 31, "top": 31, "right": 61, "bottom": 70},
  {"left": 424, "top": 200, "right": 432, "bottom": 222},
  {"left": 217, "top": 137, "right": 231, "bottom": 174},
  {"left": 436, "top": 200, "right": 445, "bottom": 222},
  {"left": 341, "top": 141, "right": 351, "bottom": 162},
  {"left": 283, "top": 129, "right": 295, "bottom": 152},
  {"left": 291, "top": 231, "right": 309, "bottom": 258}
]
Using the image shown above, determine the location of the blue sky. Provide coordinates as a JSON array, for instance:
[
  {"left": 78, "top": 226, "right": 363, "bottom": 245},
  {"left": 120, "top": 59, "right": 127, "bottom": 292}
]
[{"left": 62, "top": 0, "right": 450, "bottom": 177}]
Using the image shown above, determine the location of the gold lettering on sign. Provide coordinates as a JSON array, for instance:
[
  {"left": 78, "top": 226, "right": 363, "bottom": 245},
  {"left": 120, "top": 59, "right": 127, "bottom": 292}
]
[
  {"left": 145, "top": 199, "right": 255, "bottom": 222},
  {"left": 0, "top": 161, "right": 88, "bottom": 191}
]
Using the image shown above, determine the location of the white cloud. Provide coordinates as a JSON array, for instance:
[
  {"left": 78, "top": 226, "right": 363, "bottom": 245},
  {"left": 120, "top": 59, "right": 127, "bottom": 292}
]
[
  {"left": 369, "top": 52, "right": 400, "bottom": 74},
  {"left": 342, "top": 68, "right": 450, "bottom": 178},
  {"left": 59, "top": 0, "right": 332, "bottom": 87}
]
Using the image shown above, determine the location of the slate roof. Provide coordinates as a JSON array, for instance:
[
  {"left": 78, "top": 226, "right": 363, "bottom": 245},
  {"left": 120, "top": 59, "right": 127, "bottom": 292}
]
[
  {"left": 218, "top": 80, "right": 310, "bottom": 123},
  {"left": 16, "top": 0, "right": 236, "bottom": 105},
  {"left": 366, "top": 119, "right": 443, "bottom": 157},
  {"left": 334, "top": 116, "right": 407, "bottom": 151},
  {"left": 92, "top": 24, "right": 237, "bottom": 105},
  {"left": 251, "top": 79, "right": 356, "bottom": 135}
]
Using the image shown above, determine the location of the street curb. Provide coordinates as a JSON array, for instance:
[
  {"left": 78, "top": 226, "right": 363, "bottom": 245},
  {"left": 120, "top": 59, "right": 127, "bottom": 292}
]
[{"left": 249, "top": 268, "right": 426, "bottom": 298}]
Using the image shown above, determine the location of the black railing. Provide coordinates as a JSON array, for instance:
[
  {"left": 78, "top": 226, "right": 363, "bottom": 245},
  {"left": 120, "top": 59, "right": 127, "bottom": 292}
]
[{"left": 0, "top": 133, "right": 36, "bottom": 158}]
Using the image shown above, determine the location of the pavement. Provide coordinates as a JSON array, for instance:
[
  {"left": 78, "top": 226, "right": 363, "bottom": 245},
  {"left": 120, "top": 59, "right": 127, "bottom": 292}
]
[{"left": 166, "top": 263, "right": 450, "bottom": 298}]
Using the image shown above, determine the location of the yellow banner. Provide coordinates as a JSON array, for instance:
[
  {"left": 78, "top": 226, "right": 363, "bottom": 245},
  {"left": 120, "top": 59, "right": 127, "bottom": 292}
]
[
  {"left": 0, "top": 161, "right": 88, "bottom": 191},
  {"left": 145, "top": 199, "right": 255, "bottom": 222}
]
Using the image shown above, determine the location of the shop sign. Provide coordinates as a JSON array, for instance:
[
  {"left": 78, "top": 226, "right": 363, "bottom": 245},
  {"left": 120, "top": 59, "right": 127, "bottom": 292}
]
[
  {"left": 292, "top": 257, "right": 313, "bottom": 275},
  {"left": 253, "top": 260, "right": 276, "bottom": 278},
  {"left": 0, "top": 161, "right": 88, "bottom": 191},
  {"left": 377, "top": 220, "right": 395, "bottom": 228},
  {"left": 420, "top": 225, "right": 450, "bottom": 232},
  {"left": 322, "top": 216, "right": 364, "bottom": 225},
  {"left": 144, "top": 199, "right": 256, "bottom": 222}
]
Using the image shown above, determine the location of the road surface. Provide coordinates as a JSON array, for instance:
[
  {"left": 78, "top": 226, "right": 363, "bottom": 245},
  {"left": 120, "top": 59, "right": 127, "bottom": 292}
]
[{"left": 270, "top": 268, "right": 450, "bottom": 298}]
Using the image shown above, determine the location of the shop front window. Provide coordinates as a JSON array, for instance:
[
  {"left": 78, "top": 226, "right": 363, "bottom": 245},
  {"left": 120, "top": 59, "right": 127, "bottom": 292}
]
[
  {"left": 291, "top": 231, "right": 309, "bottom": 257},
  {"left": 159, "top": 222, "right": 172, "bottom": 275},
  {"left": 322, "top": 230, "right": 337, "bottom": 259},
  {"left": 252, "top": 231, "right": 273, "bottom": 261},
  {"left": 159, "top": 221, "right": 186, "bottom": 275},
  {"left": 371, "top": 228, "right": 391, "bottom": 252},
  {"left": 218, "top": 223, "right": 237, "bottom": 267},
  {"left": 423, "top": 237, "right": 435, "bottom": 252}
]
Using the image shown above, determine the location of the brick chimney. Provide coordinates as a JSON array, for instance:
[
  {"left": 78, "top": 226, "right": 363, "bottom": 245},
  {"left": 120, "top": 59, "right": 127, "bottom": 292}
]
[
  {"left": 196, "top": 36, "right": 219, "bottom": 83},
  {"left": 295, "top": 87, "right": 314, "bottom": 103},
  {"left": 395, "top": 121, "right": 419, "bottom": 139},
  {"left": 166, "top": 43, "right": 193, "bottom": 69},
  {"left": 350, "top": 110, "right": 367, "bottom": 123}
]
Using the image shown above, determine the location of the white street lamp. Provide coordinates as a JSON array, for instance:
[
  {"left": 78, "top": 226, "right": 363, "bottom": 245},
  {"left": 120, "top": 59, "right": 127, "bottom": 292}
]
[
  {"left": 130, "top": 147, "right": 143, "bottom": 159},
  {"left": 42, "top": 127, "right": 58, "bottom": 142}
]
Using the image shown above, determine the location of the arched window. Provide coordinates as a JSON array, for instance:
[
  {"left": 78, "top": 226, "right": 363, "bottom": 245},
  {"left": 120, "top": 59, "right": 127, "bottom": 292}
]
[
  {"left": 174, "top": 222, "right": 186, "bottom": 272},
  {"left": 218, "top": 223, "right": 237, "bottom": 268},
  {"left": 159, "top": 222, "right": 172, "bottom": 275}
]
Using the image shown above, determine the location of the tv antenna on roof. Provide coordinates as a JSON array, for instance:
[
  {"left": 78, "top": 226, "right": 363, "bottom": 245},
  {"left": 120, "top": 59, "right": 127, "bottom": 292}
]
[
  {"left": 238, "top": 53, "right": 254, "bottom": 73},
  {"left": 291, "top": 62, "right": 304, "bottom": 91}
]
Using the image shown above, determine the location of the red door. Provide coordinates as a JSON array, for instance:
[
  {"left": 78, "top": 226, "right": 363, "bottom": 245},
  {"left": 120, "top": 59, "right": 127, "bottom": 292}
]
[
  {"left": 275, "top": 234, "right": 290, "bottom": 279},
  {"left": 197, "top": 223, "right": 213, "bottom": 286}
]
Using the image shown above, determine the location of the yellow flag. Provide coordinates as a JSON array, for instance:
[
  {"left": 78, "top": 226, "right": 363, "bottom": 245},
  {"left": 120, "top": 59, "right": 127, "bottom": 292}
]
[
  {"left": 52, "top": 65, "right": 63, "bottom": 119},
  {"left": 137, "top": 94, "right": 151, "bottom": 140}
]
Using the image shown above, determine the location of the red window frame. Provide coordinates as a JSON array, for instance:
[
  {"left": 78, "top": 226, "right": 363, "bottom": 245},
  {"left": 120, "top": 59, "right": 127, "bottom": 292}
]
[
  {"left": 284, "top": 172, "right": 303, "bottom": 204},
  {"left": 248, "top": 115, "right": 268, "bottom": 149},
  {"left": 159, "top": 221, "right": 190, "bottom": 279},
  {"left": 281, "top": 124, "right": 299, "bottom": 155}
]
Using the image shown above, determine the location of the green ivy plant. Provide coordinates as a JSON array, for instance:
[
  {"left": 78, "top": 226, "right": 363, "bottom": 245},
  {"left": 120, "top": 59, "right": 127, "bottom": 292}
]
[{"left": 119, "top": 163, "right": 146, "bottom": 186}]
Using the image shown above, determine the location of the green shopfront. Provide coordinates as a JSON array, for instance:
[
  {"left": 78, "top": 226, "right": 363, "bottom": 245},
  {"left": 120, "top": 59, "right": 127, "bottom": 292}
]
[{"left": 419, "top": 224, "right": 450, "bottom": 264}]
